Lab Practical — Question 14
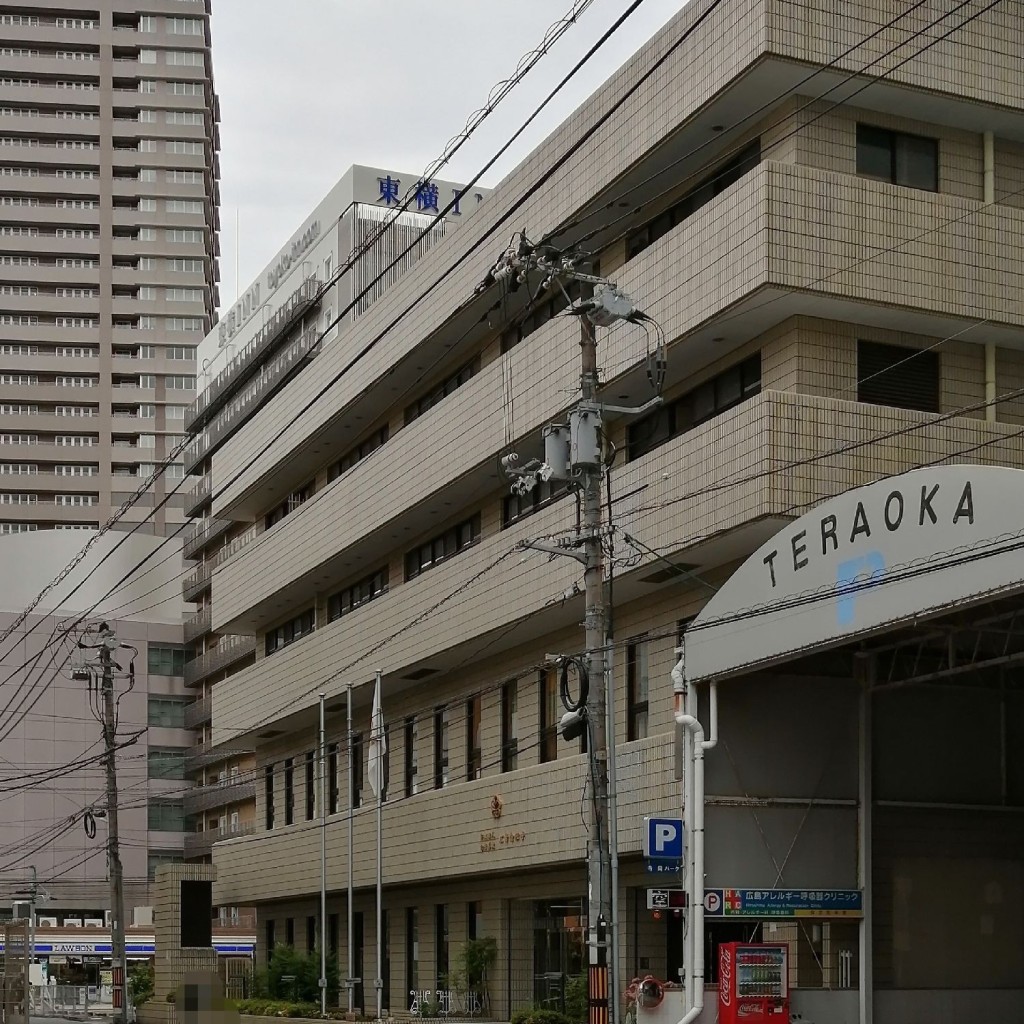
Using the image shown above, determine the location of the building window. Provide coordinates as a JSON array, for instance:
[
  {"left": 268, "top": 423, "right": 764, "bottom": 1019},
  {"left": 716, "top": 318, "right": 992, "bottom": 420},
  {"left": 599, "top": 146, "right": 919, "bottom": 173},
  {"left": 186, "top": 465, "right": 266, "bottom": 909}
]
[
  {"left": 466, "top": 696, "right": 482, "bottom": 781},
  {"left": 628, "top": 354, "right": 761, "bottom": 461},
  {"left": 539, "top": 669, "right": 558, "bottom": 764},
  {"left": 406, "top": 908, "right": 418, "bottom": 1009},
  {"left": 306, "top": 915, "right": 316, "bottom": 954},
  {"left": 265, "top": 920, "right": 275, "bottom": 959},
  {"left": 147, "top": 697, "right": 187, "bottom": 728},
  {"left": 433, "top": 708, "right": 450, "bottom": 789},
  {"left": 147, "top": 851, "right": 182, "bottom": 881},
  {"left": 857, "top": 340, "right": 940, "bottom": 413},
  {"left": 265, "top": 608, "right": 315, "bottom": 656},
  {"left": 627, "top": 637, "right": 650, "bottom": 741},
  {"left": 328, "top": 913, "right": 339, "bottom": 960},
  {"left": 265, "top": 765, "right": 275, "bottom": 829},
  {"left": 404, "top": 359, "right": 479, "bottom": 424},
  {"left": 148, "top": 800, "right": 186, "bottom": 831},
  {"left": 501, "top": 279, "right": 583, "bottom": 354},
  {"left": 327, "top": 568, "right": 388, "bottom": 622},
  {"left": 405, "top": 515, "right": 481, "bottom": 580},
  {"left": 328, "top": 426, "right": 388, "bottom": 482},
  {"left": 626, "top": 141, "right": 760, "bottom": 260},
  {"left": 350, "top": 733, "right": 363, "bottom": 810},
  {"left": 856, "top": 124, "right": 938, "bottom": 192},
  {"left": 285, "top": 919, "right": 294, "bottom": 948},
  {"left": 501, "top": 681, "right": 518, "bottom": 773},
  {"left": 305, "top": 751, "right": 316, "bottom": 821},
  {"left": 501, "top": 479, "right": 567, "bottom": 528},
  {"left": 467, "top": 901, "right": 482, "bottom": 942},
  {"left": 404, "top": 719, "right": 418, "bottom": 797},
  {"left": 266, "top": 481, "right": 313, "bottom": 529},
  {"left": 328, "top": 743, "right": 339, "bottom": 815},
  {"left": 283, "top": 758, "right": 294, "bottom": 826},
  {"left": 148, "top": 645, "right": 186, "bottom": 675},
  {"left": 148, "top": 749, "right": 185, "bottom": 779},
  {"left": 434, "top": 904, "right": 449, "bottom": 984}
]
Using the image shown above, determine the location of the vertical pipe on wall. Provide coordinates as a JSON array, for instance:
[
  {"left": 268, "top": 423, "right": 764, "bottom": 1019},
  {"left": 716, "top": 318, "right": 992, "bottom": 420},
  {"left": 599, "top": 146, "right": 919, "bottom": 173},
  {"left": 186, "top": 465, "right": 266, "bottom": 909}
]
[
  {"left": 857, "top": 656, "right": 874, "bottom": 1024},
  {"left": 984, "top": 131, "right": 997, "bottom": 422}
]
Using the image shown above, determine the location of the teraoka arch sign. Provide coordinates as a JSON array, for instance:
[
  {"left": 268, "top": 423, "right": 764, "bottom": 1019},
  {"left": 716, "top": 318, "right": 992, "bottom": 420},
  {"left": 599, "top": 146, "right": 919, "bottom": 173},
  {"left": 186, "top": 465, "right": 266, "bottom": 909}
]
[{"left": 685, "top": 465, "right": 1024, "bottom": 681}]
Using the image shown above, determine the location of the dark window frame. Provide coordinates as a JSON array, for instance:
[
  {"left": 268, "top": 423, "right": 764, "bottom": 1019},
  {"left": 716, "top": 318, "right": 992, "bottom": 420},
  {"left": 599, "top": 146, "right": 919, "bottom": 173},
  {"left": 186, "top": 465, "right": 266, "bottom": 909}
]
[
  {"left": 285, "top": 918, "right": 294, "bottom": 948},
  {"left": 404, "top": 358, "right": 479, "bottom": 424},
  {"left": 328, "top": 425, "right": 389, "bottom": 483},
  {"left": 626, "top": 141, "right": 761, "bottom": 261},
  {"left": 327, "top": 567, "right": 388, "bottom": 622},
  {"left": 306, "top": 915, "right": 316, "bottom": 954},
  {"left": 501, "top": 680, "right": 518, "bottom": 773},
  {"left": 264, "top": 764, "right": 275, "bottom": 829},
  {"left": 265, "top": 607, "right": 316, "bottom": 656},
  {"left": 404, "top": 717, "right": 418, "bottom": 797},
  {"left": 328, "top": 743, "right": 339, "bottom": 815},
  {"left": 539, "top": 668, "right": 558, "bottom": 764},
  {"left": 265, "top": 480, "right": 314, "bottom": 530},
  {"left": 147, "top": 644, "right": 186, "bottom": 676},
  {"left": 628, "top": 353, "right": 762, "bottom": 461},
  {"left": 433, "top": 707, "right": 449, "bottom": 789},
  {"left": 466, "top": 695, "right": 482, "bottom": 781},
  {"left": 434, "top": 904, "right": 449, "bottom": 984},
  {"left": 501, "top": 478, "right": 569, "bottom": 528},
  {"left": 350, "top": 732, "right": 364, "bottom": 810},
  {"left": 857, "top": 340, "right": 940, "bottom": 413},
  {"left": 283, "top": 758, "right": 294, "bottom": 826},
  {"left": 404, "top": 514, "right": 481, "bottom": 581},
  {"left": 406, "top": 907, "right": 418, "bottom": 1009},
  {"left": 305, "top": 751, "right": 315, "bottom": 821},
  {"left": 626, "top": 637, "right": 650, "bottom": 742},
  {"left": 855, "top": 123, "right": 939, "bottom": 193}
]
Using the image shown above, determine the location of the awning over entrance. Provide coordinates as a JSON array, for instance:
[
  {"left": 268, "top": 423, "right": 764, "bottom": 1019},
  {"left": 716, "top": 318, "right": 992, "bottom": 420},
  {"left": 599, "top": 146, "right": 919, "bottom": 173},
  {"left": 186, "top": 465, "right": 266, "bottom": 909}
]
[{"left": 686, "top": 465, "right": 1024, "bottom": 682}]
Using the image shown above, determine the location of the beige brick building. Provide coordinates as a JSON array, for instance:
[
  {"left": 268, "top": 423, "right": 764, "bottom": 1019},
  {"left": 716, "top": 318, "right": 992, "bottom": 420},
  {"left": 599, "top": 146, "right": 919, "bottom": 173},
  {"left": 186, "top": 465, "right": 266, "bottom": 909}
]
[{"left": 186, "top": 1, "right": 1024, "bottom": 1021}]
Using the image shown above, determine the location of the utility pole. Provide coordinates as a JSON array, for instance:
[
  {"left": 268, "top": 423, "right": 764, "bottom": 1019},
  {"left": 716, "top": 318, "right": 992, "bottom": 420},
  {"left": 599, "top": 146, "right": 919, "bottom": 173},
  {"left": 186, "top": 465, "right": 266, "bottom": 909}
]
[
  {"left": 491, "top": 236, "right": 659, "bottom": 1024},
  {"left": 98, "top": 626, "right": 127, "bottom": 1024}
]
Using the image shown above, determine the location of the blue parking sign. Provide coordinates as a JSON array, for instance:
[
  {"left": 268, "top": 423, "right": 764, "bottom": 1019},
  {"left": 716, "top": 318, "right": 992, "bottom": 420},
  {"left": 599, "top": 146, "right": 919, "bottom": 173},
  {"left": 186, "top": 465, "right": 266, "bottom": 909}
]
[{"left": 643, "top": 817, "right": 684, "bottom": 860}]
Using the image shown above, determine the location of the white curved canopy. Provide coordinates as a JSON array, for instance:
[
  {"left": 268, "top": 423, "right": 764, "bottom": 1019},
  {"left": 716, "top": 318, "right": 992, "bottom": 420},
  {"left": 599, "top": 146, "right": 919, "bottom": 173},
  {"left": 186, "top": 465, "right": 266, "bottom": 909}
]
[{"left": 685, "top": 465, "right": 1024, "bottom": 682}]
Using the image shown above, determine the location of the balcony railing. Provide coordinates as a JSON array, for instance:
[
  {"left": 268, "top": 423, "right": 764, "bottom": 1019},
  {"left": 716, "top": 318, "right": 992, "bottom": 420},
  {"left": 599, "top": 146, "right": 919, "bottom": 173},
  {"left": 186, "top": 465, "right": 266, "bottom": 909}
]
[
  {"left": 184, "top": 473, "right": 211, "bottom": 516},
  {"left": 183, "top": 739, "right": 252, "bottom": 774},
  {"left": 183, "top": 777, "right": 255, "bottom": 815},
  {"left": 183, "top": 822, "right": 254, "bottom": 859},
  {"left": 183, "top": 606, "right": 211, "bottom": 643},
  {"left": 183, "top": 634, "right": 256, "bottom": 687},
  {"left": 182, "top": 561, "right": 211, "bottom": 601},
  {"left": 186, "top": 277, "right": 320, "bottom": 434},
  {"left": 183, "top": 695, "right": 211, "bottom": 729},
  {"left": 182, "top": 515, "right": 231, "bottom": 559}
]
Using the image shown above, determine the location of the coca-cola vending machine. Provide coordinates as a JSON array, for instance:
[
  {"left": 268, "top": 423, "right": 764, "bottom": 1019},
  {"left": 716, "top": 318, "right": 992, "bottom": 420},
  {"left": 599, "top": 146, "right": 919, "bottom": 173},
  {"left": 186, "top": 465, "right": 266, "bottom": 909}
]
[{"left": 718, "top": 942, "right": 789, "bottom": 1024}]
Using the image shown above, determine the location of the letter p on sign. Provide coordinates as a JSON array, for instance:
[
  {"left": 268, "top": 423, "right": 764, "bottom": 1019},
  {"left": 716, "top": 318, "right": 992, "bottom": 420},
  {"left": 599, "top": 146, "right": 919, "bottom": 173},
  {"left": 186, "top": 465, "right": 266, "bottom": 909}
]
[{"left": 643, "top": 817, "right": 684, "bottom": 860}]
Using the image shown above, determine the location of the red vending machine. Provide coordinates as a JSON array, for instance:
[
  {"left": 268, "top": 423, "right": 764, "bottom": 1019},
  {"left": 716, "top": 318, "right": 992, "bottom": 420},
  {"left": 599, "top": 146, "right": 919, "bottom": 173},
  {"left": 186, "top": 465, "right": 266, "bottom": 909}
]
[{"left": 718, "top": 942, "right": 789, "bottom": 1024}]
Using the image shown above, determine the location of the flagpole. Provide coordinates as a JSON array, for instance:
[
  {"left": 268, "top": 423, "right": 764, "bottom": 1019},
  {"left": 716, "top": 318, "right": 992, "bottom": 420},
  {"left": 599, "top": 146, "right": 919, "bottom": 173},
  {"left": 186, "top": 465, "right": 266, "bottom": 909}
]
[
  {"left": 346, "top": 684, "right": 354, "bottom": 1018},
  {"left": 374, "top": 669, "right": 384, "bottom": 1023},
  {"left": 318, "top": 692, "right": 327, "bottom": 1018}
]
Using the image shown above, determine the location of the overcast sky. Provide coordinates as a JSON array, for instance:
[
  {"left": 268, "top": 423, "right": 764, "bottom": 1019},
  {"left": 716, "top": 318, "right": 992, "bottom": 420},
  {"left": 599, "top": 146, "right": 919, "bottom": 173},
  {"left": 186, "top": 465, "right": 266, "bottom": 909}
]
[{"left": 209, "top": 0, "right": 684, "bottom": 310}]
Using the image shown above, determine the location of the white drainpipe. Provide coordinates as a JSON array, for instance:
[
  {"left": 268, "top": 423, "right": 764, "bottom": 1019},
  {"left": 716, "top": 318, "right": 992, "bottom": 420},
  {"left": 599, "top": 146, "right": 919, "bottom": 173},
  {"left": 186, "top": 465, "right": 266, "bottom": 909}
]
[{"left": 671, "top": 650, "right": 718, "bottom": 1024}]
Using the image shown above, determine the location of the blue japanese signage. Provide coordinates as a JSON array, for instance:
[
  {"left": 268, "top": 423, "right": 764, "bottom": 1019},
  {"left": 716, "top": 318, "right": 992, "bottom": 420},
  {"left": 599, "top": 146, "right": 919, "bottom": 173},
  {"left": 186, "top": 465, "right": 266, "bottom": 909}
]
[
  {"left": 705, "top": 888, "right": 863, "bottom": 919},
  {"left": 377, "top": 175, "right": 475, "bottom": 216}
]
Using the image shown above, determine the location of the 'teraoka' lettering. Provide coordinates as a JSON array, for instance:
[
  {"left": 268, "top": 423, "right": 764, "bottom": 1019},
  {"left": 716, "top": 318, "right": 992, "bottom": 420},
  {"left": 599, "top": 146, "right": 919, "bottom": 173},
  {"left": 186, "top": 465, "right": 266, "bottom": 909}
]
[{"left": 762, "top": 480, "right": 975, "bottom": 588}]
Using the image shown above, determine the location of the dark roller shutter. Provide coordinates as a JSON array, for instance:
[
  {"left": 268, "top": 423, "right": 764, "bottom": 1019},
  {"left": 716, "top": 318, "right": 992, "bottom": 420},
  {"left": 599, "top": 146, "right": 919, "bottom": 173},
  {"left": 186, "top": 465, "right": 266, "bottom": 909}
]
[{"left": 857, "top": 341, "right": 939, "bottom": 413}]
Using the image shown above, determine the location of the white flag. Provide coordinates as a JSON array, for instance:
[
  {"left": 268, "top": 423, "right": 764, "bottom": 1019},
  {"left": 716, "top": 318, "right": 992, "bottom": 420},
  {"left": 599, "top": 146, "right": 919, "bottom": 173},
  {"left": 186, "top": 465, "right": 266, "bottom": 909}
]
[{"left": 367, "top": 676, "right": 386, "bottom": 799}]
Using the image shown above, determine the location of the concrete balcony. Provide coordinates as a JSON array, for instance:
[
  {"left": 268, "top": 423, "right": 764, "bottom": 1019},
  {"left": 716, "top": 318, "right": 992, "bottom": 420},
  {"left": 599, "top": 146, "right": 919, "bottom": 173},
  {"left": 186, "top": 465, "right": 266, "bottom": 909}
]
[
  {"left": 185, "top": 822, "right": 255, "bottom": 860},
  {"left": 184, "top": 473, "right": 211, "bottom": 517},
  {"left": 183, "top": 739, "right": 252, "bottom": 774},
  {"left": 186, "top": 277, "right": 321, "bottom": 434},
  {"left": 183, "top": 695, "right": 211, "bottom": 729},
  {"left": 183, "top": 634, "right": 256, "bottom": 688},
  {"left": 182, "top": 561, "right": 211, "bottom": 602},
  {"left": 183, "top": 777, "right": 255, "bottom": 815},
  {"left": 182, "top": 516, "right": 232, "bottom": 559},
  {"left": 183, "top": 606, "right": 211, "bottom": 643}
]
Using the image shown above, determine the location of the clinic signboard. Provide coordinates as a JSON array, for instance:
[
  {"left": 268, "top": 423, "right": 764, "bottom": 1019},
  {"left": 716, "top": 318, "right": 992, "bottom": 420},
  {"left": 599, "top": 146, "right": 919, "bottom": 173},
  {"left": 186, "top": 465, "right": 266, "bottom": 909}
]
[{"left": 685, "top": 466, "right": 1024, "bottom": 681}]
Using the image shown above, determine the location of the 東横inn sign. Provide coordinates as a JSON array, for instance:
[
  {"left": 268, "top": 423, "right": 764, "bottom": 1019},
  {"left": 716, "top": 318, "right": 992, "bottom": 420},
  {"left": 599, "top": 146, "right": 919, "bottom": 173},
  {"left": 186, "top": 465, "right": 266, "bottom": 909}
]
[{"left": 685, "top": 465, "right": 1024, "bottom": 682}]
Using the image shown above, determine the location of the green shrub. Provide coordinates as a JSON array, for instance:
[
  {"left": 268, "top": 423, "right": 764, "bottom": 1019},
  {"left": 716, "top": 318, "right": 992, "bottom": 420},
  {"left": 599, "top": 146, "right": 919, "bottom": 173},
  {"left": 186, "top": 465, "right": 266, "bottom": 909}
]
[
  {"left": 564, "top": 975, "right": 587, "bottom": 1024},
  {"left": 510, "top": 1009, "right": 574, "bottom": 1024},
  {"left": 128, "top": 964, "right": 154, "bottom": 1008}
]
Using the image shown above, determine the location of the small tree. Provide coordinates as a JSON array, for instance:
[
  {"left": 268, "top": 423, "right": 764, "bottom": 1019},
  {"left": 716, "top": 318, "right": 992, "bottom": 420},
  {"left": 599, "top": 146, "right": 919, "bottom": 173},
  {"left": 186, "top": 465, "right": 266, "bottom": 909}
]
[
  {"left": 127, "top": 963, "right": 154, "bottom": 1007},
  {"left": 258, "top": 946, "right": 340, "bottom": 1004},
  {"left": 447, "top": 936, "right": 497, "bottom": 1015}
]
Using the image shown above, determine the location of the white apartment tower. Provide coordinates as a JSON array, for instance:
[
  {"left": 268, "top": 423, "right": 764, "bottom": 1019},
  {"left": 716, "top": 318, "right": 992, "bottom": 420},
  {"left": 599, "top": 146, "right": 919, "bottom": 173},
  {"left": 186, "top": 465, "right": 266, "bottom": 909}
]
[{"left": 0, "top": 0, "right": 219, "bottom": 537}]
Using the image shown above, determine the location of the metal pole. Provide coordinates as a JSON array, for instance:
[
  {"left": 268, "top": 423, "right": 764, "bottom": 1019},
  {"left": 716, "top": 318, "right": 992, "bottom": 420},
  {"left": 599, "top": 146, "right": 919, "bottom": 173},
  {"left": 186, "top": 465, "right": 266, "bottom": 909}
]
[
  {"left": 319, "top": 693, "right": 327, "bottom": 1017},
  {"left": 100, "top": 631, "right": 127, "bottom": 1024},
  {"left": 580, "top": 315, "right": 612, "bottom": 1022},
  {"left": 605, "top": 645, "right": 620, "bottom": 1024},
  {"left": 858, "top": 657, "right": 873, "bottom": 1024},
  {"left": 346, "top": 685, "right": 354, "bottom": 1017},
  {"left": 375, "top": 670, "right": 384, "bottom": 1023}
]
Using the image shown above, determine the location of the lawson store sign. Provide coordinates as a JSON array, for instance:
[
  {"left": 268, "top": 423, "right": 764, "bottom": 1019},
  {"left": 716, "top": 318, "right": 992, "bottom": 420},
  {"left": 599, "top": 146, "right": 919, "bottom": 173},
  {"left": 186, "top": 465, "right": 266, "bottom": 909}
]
[{"left": 0, "top": 936, "right": 254, "bottom": 957}]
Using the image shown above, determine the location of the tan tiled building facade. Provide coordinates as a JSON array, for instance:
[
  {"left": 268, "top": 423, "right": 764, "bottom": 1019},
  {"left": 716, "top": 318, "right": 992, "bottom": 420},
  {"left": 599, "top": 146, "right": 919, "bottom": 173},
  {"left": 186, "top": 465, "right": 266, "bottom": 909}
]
[
  {"left": 0, "top": 0, "right": 218, "bottom": 536},
  {"left": 187, "top": 1, "right": 1023, "bottom": 1021}
]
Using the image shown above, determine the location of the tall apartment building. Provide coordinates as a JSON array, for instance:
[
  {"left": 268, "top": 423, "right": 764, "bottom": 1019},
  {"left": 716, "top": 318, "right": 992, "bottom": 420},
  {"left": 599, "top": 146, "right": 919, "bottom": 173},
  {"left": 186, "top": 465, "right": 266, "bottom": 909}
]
[
  {"left": 181, "top": 165, "right": 488, "bottom": 867},
  {"left": 187, "top": 1, "right": 1022, "bottom": 1021},
  {"left": 0, "top": 0, "right": 218, "bottom": 537}
]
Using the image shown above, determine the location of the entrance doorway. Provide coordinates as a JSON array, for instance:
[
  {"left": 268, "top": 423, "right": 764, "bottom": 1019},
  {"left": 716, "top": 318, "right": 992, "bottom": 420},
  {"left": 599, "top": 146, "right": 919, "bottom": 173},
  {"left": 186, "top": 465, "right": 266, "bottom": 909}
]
[{"left": 532, "top": 899, "right": 585, "bottom": 1012}]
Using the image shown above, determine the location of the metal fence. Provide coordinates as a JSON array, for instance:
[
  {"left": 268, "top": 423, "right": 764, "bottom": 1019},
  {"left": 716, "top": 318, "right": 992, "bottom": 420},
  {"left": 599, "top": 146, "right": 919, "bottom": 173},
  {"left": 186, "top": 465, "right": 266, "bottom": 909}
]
[
  {"left": 2, "top": 920, "right": 29, "bottom": 1024},
  {"left": 28, "top": 985, "right": 113, "bottom": 1018}
]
